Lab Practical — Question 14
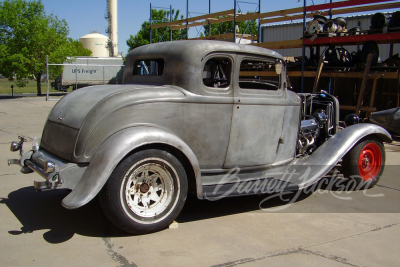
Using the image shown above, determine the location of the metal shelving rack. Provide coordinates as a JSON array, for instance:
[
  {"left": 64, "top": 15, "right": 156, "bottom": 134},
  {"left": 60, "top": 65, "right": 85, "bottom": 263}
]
[
  {"left": 244, "top": 0, "right": 400, "bottom": 114},
  {"left": 148, "top": 0, "right": 400, "bottom": 115},
  {"left": 150, "top": 0, "right": 261, "bottom": 43}
]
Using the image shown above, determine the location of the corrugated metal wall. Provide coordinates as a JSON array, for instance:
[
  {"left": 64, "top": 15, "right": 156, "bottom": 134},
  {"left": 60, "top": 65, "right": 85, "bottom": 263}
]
[{"left": 262, "top": 14, "right": 400, "bottom": 61}]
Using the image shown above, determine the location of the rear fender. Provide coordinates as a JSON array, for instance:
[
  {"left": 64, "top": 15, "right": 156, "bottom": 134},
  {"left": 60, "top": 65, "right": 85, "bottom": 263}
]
[{"left": 61, "top": 126, "right": 201, "bottom": 209}]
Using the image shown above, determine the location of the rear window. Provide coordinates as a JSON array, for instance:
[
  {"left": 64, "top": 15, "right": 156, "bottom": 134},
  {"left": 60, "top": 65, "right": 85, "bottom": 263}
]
[{"left": 133, "top": 59, "right": 164, "bottom": 76}]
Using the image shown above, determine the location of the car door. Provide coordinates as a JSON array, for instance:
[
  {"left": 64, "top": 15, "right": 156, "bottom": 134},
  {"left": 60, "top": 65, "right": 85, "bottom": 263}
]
[{"left": 223, "top": 55, "right": 286, "bottom": 169}]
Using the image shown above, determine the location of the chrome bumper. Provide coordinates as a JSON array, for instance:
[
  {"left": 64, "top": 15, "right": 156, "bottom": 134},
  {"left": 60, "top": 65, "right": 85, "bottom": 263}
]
[
  {"left": 25, "top": 159, "right": 65, "bottom": 190},
  {"left": 8, "top": 148, "right": 88, "bottom": 191}
]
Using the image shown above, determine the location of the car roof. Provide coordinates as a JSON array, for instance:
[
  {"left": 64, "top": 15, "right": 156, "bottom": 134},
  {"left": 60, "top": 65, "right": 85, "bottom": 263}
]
[{"left": 123, "top": 40, "right": 284, "bottom": 95}]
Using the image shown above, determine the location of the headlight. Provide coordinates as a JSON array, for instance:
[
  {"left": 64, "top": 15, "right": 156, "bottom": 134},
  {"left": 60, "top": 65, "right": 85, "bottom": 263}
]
[
  {"left": 10, "top": 141, "right": 21, "bottom": 152},
  {"left": 10, "top": 136, "right": 27, "bottom": 153}
]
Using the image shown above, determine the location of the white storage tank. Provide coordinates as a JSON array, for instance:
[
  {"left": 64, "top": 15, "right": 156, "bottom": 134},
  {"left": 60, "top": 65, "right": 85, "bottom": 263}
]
[{"left": 79, "top": 32, "right": 109, "bottom": 58}]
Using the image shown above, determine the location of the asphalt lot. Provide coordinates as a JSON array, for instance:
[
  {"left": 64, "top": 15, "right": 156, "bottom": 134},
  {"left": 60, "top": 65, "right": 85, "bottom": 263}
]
[{"left": 0, "top": 97, "right": 399, "bottom": 267}]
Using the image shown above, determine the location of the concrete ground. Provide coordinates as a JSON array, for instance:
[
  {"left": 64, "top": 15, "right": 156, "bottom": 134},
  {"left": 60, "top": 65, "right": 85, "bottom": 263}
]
[{"left": 0, "top": 97, "right": 399, "bottom": 267}]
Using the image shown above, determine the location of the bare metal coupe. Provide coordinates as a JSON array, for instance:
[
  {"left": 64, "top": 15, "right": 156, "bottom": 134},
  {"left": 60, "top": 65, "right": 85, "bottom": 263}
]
[{"left": 9, "top": 41, "right": 392, "bottom": 234}]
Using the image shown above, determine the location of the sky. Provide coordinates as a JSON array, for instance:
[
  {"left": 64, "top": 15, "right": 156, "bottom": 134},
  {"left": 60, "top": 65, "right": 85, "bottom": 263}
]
[
  {"left": 36, "top": 0, "right": 316, "bottom": 56},
  {"left": 33, "top": 0, "right": 399, "bottom": 56}
]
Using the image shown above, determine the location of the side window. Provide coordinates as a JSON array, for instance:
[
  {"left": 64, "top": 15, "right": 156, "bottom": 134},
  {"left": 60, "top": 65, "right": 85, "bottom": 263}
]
[
  {"left": 239, "top": 59, "right": 282, "bottom": 90},
  {"left": 133, "top": 59, "right": 164, "bottom": 75},
  {"left": 202, "top": 58, "right": 231, "bottom": 88}
]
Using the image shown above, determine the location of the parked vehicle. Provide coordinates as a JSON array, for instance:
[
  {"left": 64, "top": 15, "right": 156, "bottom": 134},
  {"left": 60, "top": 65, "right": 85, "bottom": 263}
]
[
  {"left": 370, "top": 107, "right": 400, "bottom": 136},
  {"left": 51, "top": 57, "right": 124, "bottom": 91},
  {"left": 8, "top": 41, "right": 392, "bottom": 234}
]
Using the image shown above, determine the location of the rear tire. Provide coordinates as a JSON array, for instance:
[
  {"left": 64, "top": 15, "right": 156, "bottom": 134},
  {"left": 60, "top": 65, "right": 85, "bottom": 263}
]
[
  {"left": 342, "top": 136, "right": 385, "bottom": 189},
  {"left": 99, "top": 149, "right": 188, "bottom": 234}
]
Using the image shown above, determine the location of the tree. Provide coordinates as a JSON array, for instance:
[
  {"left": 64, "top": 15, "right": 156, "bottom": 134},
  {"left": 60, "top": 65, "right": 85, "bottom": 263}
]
[
  {"left": 0, "top": 0, "right": 92, "bottom": 95},
  {"left": 68, "top": 38, "right": 93, "bottom": 57},
  {"left": 203, "top": 15, "right": 258, "bottom": 38},
  {"left": 126, "top": 9, "right": 187, "bottom": 51}
]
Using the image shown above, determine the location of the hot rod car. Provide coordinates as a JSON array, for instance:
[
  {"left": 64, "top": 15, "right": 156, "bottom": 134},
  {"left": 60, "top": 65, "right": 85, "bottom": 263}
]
[{"left": 8, "top": 41, "right": 392, "bottom": 234}]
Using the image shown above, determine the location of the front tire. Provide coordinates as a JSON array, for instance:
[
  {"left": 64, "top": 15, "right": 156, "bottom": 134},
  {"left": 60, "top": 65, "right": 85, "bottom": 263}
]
[
  {"left": 342, "top": 136, "right": 385, "bottom": 189},
  {"left": 99, "top": 149, "right": 188, "bottom": 234}
]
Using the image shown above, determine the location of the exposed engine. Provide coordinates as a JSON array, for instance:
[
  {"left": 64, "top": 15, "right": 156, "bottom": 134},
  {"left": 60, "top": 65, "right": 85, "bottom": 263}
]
[{"left": 297, "top": 92, "right": 339, "bottom": 156}]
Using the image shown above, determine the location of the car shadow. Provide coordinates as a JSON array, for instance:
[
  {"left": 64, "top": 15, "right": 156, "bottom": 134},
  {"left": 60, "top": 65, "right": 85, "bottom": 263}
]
[
  {"left": 1, "top": 177, "right": 355, "bottom": 242},
  {"left": 177, "top": 190, "right": 311, "bottom": 223},
  {"left": 0, "top": 186, "right": 127, "bottom": 243}
]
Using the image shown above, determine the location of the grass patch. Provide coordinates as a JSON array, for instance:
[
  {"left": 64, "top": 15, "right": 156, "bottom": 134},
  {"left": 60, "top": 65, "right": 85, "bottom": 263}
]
[{"left": 0, "top": 78, "right": 60, "bottom": 94}]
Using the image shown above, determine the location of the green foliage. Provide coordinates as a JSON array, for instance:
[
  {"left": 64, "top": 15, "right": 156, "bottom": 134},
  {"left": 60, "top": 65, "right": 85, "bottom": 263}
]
[
  {"left": 15, "top": 79, "right": 28, "bottom": 89},
  {"left": 63, "top": 38, "right": 93, "bottom": 61},
  {"left": 203, "top": 15, "right": 258, "bottom": 37},
  {"left": 126, "top": 9, "right": 187, "bottom": 51},
  {"left": 0, "top": 0, "right": 92, "bottom": 95}
]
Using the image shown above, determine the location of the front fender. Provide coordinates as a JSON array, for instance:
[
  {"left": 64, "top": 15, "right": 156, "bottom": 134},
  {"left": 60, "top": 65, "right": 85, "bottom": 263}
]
[
  {"left": 291, "top": 123, "right": 392, "bottom": 189},
  {"left": 61, "top": 126, "right": 201, "bottom": 209}
]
